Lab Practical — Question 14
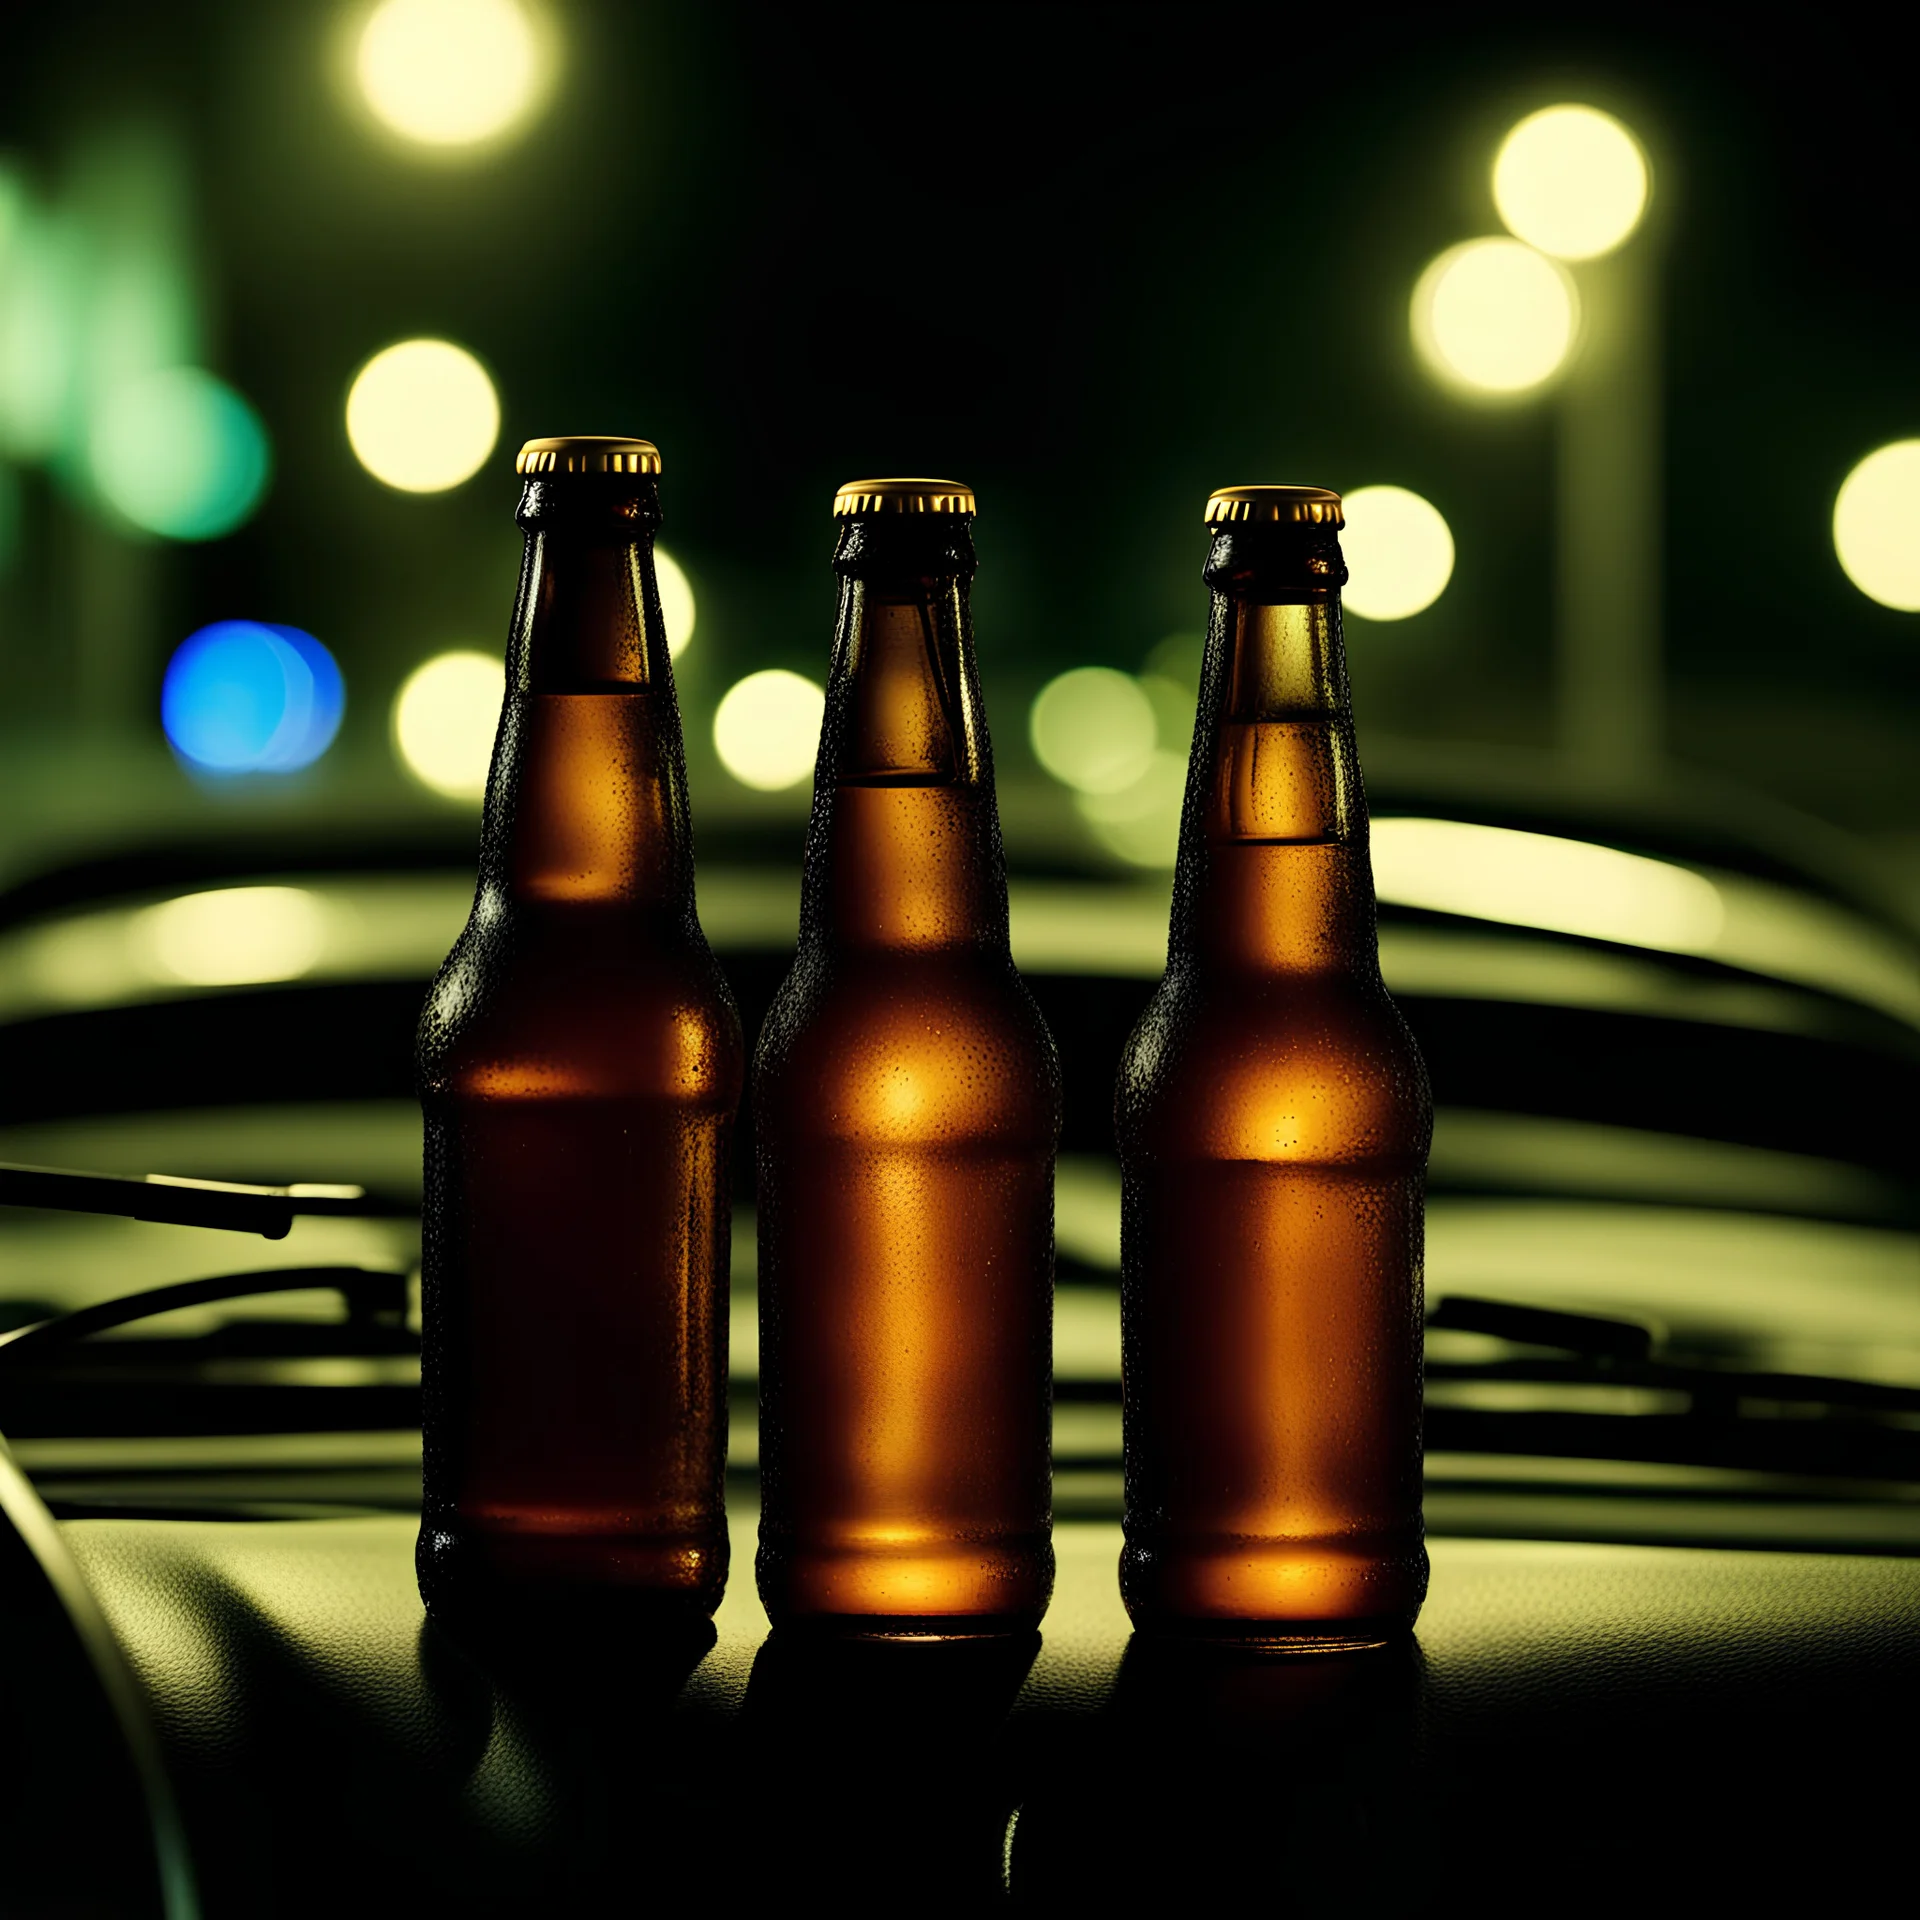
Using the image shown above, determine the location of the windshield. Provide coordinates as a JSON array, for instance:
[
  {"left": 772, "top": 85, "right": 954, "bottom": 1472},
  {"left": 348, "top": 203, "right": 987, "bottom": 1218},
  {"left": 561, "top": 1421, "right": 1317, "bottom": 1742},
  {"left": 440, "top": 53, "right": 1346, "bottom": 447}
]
[{"left": 2, "top": 9, "right": 1917, "bottom": 1560}]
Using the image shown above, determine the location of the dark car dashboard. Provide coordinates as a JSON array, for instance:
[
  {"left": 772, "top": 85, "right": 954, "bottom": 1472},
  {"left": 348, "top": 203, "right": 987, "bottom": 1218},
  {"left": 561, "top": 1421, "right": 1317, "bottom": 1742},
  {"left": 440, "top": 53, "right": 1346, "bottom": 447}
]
[{"left": 1, "top": 796, "right": 1916, "bottom": 1915}]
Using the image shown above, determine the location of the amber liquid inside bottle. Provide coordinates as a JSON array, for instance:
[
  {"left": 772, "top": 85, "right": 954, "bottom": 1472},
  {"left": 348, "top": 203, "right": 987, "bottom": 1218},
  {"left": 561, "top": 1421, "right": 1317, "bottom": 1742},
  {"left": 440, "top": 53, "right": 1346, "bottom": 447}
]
[
  {"left": 1117, "top": 552, "right": 1431, "bottom": 1645},
  {"left": 417, "top": 480, "right": 744, "bottom": 1622},
  {"left": 754, "top": 516, "right": 1060, "bottom": 1633}
]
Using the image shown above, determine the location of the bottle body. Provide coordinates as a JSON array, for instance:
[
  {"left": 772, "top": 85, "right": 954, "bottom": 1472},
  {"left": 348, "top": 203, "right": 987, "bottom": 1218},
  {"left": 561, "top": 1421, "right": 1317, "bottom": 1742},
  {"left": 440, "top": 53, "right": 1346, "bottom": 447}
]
[
  {"left": 1118, "top": 508, "right": 1430, "bottom": 1644},
  {"left": 417, "top": 456, "right": 743, "bottom": 1622},
  {"left": 755, "top": 501, "right": 1059, "bottom": 1633}
]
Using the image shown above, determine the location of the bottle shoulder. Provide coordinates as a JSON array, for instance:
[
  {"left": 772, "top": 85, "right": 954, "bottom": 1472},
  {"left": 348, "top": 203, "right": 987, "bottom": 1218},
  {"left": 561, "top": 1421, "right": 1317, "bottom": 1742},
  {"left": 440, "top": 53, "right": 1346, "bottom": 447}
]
[
  {"left": 754, "top": 945, "right": 1061, "bottom": 1147},
  {"left": 419, "top": 906, "right": 744, "bottom": 1104},
  {"left": 1125, "top": 957, "right": 1418, "bottom": 1040},
  {"left": 1117, "top": 963, "right": 1430, "bottom": 1167}
]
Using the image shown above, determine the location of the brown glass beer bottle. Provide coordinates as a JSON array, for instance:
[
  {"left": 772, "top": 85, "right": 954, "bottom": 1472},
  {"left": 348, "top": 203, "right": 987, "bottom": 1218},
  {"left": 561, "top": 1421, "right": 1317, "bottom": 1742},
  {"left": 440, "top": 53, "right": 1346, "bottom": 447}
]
[
  {"left": 754, "top": 478, "right": 1060, "bottom": 1634},
  {"left": 1116, "top": 485, "right": 1431, "bottom": 1645},
  {"left": 417, "top": 436, "right": 744, "bottom": 1623}
]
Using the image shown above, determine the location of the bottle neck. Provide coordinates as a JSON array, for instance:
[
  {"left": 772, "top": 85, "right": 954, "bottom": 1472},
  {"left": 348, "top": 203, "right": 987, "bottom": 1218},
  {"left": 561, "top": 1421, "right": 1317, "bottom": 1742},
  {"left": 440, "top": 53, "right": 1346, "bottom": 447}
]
[
  {"left": 800, "top": 519, "right": 1007, "bottom": 952},
  {"left": 479, "top": 478, "right": 694, "bottom": 914},
  {"left": 1171, "top": 539, "right": 1377, "bottom": 975}
]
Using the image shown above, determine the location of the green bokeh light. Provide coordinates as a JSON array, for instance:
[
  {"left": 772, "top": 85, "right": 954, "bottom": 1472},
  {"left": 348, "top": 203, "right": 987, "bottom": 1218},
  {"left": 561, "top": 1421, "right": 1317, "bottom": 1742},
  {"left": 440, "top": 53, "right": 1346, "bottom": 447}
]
[
  {"left": 1030, "top": 666, "right": 1157, "bottom": 794},
  {"left": 87, "top": 367, "right": 270, "bottom": 540},
  {"left": 0, "top": 182, "right": 75, "bottom": 462}
]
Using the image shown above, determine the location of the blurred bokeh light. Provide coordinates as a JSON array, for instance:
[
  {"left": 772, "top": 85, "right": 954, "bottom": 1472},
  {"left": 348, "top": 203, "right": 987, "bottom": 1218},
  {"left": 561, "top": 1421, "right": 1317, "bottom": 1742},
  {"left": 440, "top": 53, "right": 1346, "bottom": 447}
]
[
  {"left": 1371, "top": 818, "right": 1724, "bottom": 951},
  {"left": 88, "top": 367, "right": 270, "bottom": 540},
  {"left": 346, "top": 339, "right": 498, "bottom": 492},
  {"left": 136, "top": 885, "right": 326, "bottom": 986},
  {"left": 1075, "top": 749, "right": 1188, "bottom": 869},
  {"left": 1030, "top": 667, "right": 1158, "bottom": 794},
  {"left": 1413, "top": 238, "right": 1578, "bottom": 395},
  {"left": 356, "top": 0, "right": 545, "bottom": 150},
  {"left": 393, "top": 651, "right": 504, "bottom": 800},
  {"left": 1833, "top": 441, "right": 1920, "bottom": 612},
  {"left": 1136, "top": 673, "right": 1197, "bottom": 761},
  {"left": 655, "top": 546, "right": 697, "bottom": 658},
  {"left": 0, "top": 170, "right": 68, "bottom": 461},
  {"left": 1493, "top": 105, "right": 1650, "bottom": 260},
  {"left": 713, "top": 669, "right": 825, "bottom": 791},
  {"left": 162, "top": 621, "right": 344, "bottom": 774},
  {"left": 1340, "top": 485, "right": 1456, "bottom": 620}
]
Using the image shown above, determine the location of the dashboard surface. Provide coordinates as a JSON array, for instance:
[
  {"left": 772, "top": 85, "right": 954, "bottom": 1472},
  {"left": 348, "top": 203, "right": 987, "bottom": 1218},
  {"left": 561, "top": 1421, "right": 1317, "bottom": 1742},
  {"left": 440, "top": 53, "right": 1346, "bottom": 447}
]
[{"left": 58, "top": 1505, "right": 1920, "bottom": 1912}]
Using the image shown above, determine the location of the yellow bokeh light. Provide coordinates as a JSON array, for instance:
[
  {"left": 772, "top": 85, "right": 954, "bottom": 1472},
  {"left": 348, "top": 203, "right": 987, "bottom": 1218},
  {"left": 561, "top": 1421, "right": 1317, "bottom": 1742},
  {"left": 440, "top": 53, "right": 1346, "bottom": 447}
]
[
  {"left": 1030, "top": 667, "right": 1158, "bottom": 794},
  {"left": 1340, "top": 486, "right": 1455, "bottom": 621},
  {"left": 346, "top": 339, "right": 499, "bottom": 493},
  {"left": 1833, "top": 441, "right": 1920, "bottom": 612},
  {"left": 1370, "top": 818, "right": 1724, "bottom": 953},
  {"left": 1075, "top": 748, "right": 1188, "bottom": 869},
  {"left": 1494, "top": 105, "right": 1649, "bottom": 261},
  {"left": 1137, "top": 672, "right": 1197, "bottom": 757},
  {"left": 655, "top": 545, "right": 697, "bottom": 657},
  {"left": 1412, "top": 238, "right": 1578, "bottom": 396},
  {"left": 394, "top": 650, "right": 505, "bottom": 800},
  {"left": 357, "top": 0, "right": 544, "bottom": 149},
  {"left": 714, "top": 669, "right": 825, "bottom": 792},
  {"left": 137, "top": 887, "right": 327, "bottom": 987}
]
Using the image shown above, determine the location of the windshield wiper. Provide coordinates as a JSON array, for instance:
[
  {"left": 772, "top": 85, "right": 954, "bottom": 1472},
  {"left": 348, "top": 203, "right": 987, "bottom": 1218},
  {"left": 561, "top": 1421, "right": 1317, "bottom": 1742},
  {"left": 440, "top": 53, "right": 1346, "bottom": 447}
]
[
  {"left": 0, "top": 1267, "right": 412, "bottom": 1367},
  {"left": 0, "top": 1267, "right": 419, "bottom": 1441},
  {"left": 1427, "top": 1294, "right": 1920, "bottom": 1479},
  {"left": 1428, "top": 1294, "right": 1920, "bottom": 1414},
  {"left": 0, "top": 1161, "right": 411, "bottom": 1239}
]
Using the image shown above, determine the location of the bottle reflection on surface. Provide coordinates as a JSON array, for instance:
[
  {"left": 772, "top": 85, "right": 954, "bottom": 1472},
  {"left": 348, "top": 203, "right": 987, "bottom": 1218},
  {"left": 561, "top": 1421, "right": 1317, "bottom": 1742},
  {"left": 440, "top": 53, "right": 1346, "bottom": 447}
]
[
  {"left": 1007, "top": 1634, "right": 1427, "bottom": 1908},
  {"left": 754, "top": 480, "right": 1060, "bottom": 1635},
  {"left": 1118, "top": 489, "right": 1432, "bottom": 1646},
  {"left": 739, "top": 1628, "right": 1040, "bottom": 1907},
  {"left": 418, "top": 439, "right": 743, "bottom": 1626},
  {"left": 414, "top": 1609, "right": 720, "bottom": 1905}
]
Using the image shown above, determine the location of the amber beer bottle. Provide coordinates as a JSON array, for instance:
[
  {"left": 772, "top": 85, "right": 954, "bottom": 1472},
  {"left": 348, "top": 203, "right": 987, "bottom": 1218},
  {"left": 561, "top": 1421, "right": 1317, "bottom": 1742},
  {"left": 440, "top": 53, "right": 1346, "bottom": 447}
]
[
  {"left": 417, "top": 436, "right": 744, "bottom": 1622},
  {"left": 754, "top": 479, "right": 1060, "bottom": 1633},
  {"left": 1116, "top": 485, "right": 1431, "bottom": 1644}
]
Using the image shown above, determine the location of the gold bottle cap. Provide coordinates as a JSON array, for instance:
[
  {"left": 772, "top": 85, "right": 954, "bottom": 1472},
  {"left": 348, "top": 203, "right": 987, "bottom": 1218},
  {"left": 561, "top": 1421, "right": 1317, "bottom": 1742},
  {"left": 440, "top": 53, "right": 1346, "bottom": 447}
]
[
  {"left": 1204, "top": 485, "right": 1343, "bottom": 527},
  {"left": 516, "top": 436, "right": 662, "bottom": 476},
  {"left": 832, "top": 477, "right": 976, "bottom": 518}
]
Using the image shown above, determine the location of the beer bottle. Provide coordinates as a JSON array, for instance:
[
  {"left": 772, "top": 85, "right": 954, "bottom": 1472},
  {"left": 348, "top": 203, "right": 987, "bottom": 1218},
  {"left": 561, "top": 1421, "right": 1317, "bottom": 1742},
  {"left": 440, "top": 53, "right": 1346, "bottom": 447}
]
[
  {"left": 754, "top": 478, "right": 1060, "bottom": 1634},
  {"left": 1116, "top": 485, "right": 1431, "bottom": 1644},
  {"left": 417, "top": 436, "right": 744, "bottom": 1623}
]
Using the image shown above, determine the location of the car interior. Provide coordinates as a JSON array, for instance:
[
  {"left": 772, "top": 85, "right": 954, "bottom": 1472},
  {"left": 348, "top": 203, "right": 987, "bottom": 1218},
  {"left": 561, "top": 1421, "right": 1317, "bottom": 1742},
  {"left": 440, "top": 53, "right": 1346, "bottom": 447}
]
[
  {"left": 2, "top": 754, "right": 1915, "bottom": 1911},
  {"left": 3, "top": 6, "right": 1917, "bottom": 1914}
]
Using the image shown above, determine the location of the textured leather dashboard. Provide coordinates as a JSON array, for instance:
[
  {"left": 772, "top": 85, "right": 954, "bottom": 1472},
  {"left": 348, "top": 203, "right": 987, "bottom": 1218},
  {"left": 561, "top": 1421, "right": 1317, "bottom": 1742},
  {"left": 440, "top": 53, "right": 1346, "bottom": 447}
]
[{"left": 63, "top": 1513, "right": 1920, "bottom": 1912}]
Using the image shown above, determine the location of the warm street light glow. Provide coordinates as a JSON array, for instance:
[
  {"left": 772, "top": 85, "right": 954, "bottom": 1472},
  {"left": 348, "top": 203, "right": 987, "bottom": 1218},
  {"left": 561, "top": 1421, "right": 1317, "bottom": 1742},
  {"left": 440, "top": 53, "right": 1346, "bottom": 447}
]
[
  {"left": 1030, "top": 667, "right": 1158, "bottom": 793},
  {"left": 714, "top": 669, "right": 825, "bottom": 791},
  {"left": 137, "top": 887, "right": 327, "bottom": 987},
  {"left": 1340, "top": 486, "right": 1455, "bottom": 620},
  {"left": 357, "top": 0, "right": 545, "bottom": 149},
  {"left": 1075, "top": 749, "right": 1188, "bottom": 868},
  {"left": 346, "top": 339, "right": 498, "bottom": 492},
  {"left": 655, "top": 545, "right": 697, "bottom": 657},
  {"left": 1494, "top": 105, "right": 1649, "bottom": 261},
  {"left": 1371, "top": 818, "right": 1724, "bottom": 952},
  {"left": 1412, "top": 238, "right": 1578, "bottom": 395},
  {"left": 1833, "top": 440, "right": 1920, "bottom": 612},
  {"left": 394, "top": 651, "right": 504, "bottom": 799}
]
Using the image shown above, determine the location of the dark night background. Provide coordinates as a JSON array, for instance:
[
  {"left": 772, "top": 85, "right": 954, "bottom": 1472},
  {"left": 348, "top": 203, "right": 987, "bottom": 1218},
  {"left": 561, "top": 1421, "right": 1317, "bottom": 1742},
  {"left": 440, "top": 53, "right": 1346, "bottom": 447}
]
[
  {"left": 1, "top": 1, "right": 1915, "bottom": 899},
  {"left": 3, "top": 25, "right": 1920, "bottom": 1913}
]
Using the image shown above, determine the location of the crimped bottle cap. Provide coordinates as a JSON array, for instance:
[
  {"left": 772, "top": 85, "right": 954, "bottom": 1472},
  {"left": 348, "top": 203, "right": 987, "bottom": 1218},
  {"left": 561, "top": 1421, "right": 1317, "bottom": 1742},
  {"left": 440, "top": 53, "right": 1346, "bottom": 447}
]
[
  {"left": 1204, "top": 485, "right": 1343, "bottom": 527},
  {"left": 516, "top": 436, "right": 661, "bottom": 476},
  {"left": 832, "top": 477, "right": 976, "bottom": 518}
]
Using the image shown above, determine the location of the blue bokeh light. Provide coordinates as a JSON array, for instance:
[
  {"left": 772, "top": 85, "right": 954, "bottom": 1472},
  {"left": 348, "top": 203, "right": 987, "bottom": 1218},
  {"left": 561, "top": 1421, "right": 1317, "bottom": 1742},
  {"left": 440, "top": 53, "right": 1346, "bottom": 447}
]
[{"left": 162, "top": 622, "right": 345, "bottom": 774}]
